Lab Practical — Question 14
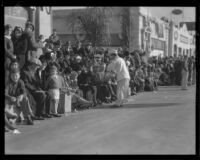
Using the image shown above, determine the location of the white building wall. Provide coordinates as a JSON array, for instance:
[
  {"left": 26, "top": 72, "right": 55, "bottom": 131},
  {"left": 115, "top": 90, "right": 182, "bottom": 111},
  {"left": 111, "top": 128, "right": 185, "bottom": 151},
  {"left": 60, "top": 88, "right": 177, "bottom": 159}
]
[
  {"left": 39, "top": 9, "right": 52, "bottom": 39},
  {"left": 170, "top": 23, "right": 194, "bottom": 57}
]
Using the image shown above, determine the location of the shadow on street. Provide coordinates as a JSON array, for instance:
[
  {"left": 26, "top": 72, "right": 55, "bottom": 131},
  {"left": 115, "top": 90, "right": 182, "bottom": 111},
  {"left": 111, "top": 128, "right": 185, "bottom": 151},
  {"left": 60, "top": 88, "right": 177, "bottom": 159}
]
[{"left": 94, "top": 102, "right": 182, "bottom": 110}]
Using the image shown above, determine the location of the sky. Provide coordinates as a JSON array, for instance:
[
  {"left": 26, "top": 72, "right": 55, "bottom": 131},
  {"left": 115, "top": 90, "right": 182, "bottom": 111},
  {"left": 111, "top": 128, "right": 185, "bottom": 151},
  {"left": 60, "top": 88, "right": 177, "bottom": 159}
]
[{"left": 52, "top": 7, "right": 195, "bottom": 22}]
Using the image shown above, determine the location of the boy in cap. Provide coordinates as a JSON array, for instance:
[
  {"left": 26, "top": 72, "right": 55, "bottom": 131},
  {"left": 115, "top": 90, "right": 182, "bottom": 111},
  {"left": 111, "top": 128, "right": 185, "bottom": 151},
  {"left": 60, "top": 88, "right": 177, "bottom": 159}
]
[{"left": 45, "top": 65, "right": 62, "bottom": 117}]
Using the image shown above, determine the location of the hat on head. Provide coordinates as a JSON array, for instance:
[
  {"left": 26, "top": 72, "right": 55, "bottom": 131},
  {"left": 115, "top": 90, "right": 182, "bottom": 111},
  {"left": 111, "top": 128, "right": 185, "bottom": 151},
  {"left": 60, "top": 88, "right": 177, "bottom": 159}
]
[
  {"left": 126, "top": 60, "right": 131, "bottom": 67},
  {"left": 124, "top": 51, "right": 130, "bottom": 56},
  {"left": 66, "top": 41, "right": 71, "bottom": 45},
  {"left": 64, "top": 67, "right": 72, "bottom": 74},
  {"left": 29, "top": 58, "right": 42, "bottom": 66},
  {"left": 5, "top": 24, "right": 12, "bottom": 31},
  {"left": 94, "top": 54, "right": 102, "bottom": 59},
  {"left": 14, "top": 26, "right": 23, "bottom": 33},
  {"left": 38, "top": 34, "right": 44, "bottom": 39},
  {"left": 109, "top": 49, "right": 118, "bottom": 56},
  {"left": 25, "top": 21, "right": 34, "bottom": 31},
  {"left": 10, "top": 67, "right": 20, "bottom": 74},
  {"left": 76, "top": 55, "right": 82, "bottom": 60},
  {"left": 49, "top": 65, "right": 58, "bottom": 74}
]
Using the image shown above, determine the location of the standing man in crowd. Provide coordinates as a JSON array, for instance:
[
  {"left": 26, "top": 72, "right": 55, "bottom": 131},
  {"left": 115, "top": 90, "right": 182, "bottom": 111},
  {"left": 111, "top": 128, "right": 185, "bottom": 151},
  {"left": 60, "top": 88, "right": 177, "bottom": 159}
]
[
  {"left": 107, "top": 49, "right": 130, "bottom": 107},
  {"left": 23, "top": 21, "right": 43, "bottom": 64},
  {"left": 181, "top": 55, "right": 189, "bottom": 90},
  {"left": 49, "top": 29, "right": 61, "bottom": 51}
]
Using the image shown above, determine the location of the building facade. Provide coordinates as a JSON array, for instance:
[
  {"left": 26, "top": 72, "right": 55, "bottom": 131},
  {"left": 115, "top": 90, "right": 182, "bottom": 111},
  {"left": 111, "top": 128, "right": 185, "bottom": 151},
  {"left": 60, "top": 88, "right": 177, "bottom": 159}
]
[
  {"left": 129, "top": 7, "right": 170, "bottom": 57},
  {"left": 52, "top": 7, "right": 195, "bottom": 57},
  {"left": 168, "top": 22, "right": 195, "bottom": 57}
]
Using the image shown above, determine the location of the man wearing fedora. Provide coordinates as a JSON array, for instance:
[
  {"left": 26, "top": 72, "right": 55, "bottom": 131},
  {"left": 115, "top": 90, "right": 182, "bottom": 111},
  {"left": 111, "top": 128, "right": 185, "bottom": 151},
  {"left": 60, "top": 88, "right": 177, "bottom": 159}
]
[
  {"left": 22, "top": 21, "right": 43, "bottom": 64},
  {"left": 21, "top": 58, "right": 47, "bottom": 120},
  {"left": 107, "top": 49, "right": 130, "bottom": 107}
]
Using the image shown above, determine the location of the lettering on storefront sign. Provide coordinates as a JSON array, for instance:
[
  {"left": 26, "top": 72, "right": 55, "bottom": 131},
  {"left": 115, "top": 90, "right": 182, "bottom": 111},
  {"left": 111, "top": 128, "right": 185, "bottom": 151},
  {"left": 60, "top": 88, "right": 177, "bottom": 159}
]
[
  {"left": 151, "top": 38, "right": 165, "bottom": 51},
  {"left": 180, "top": 35, "right": 188, "bottom": 44}
]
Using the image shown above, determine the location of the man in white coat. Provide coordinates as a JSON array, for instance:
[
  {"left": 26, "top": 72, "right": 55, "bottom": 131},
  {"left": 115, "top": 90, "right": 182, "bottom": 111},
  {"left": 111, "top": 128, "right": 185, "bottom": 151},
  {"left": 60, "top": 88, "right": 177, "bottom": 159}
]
[{"left": 106, "top": 49, "right": 130, "bottom": 107}]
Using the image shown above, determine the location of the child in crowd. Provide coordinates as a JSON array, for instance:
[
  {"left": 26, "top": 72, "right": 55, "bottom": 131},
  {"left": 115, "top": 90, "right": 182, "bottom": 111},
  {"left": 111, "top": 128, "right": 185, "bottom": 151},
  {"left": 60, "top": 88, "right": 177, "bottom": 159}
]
[{"left": 45, "top": 65, "right": 62, "bottom": 117}]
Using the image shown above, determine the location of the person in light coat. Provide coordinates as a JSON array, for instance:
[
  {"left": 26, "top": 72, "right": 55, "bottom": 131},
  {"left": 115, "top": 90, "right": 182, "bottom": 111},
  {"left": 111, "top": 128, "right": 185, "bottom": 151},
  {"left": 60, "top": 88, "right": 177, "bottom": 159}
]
[
  {"left": 106, "top": 49, "right": 130, "bottom": 107},
  {"left": 181, "top": 55, "right": 189, "bottom": 90}
]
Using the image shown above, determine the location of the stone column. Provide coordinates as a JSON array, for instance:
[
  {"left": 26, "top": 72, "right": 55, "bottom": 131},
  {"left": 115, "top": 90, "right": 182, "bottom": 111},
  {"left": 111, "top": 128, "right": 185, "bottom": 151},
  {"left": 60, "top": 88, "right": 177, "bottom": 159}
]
[{"left": 129, "top": 7, "right": 140, "bottom": 52}]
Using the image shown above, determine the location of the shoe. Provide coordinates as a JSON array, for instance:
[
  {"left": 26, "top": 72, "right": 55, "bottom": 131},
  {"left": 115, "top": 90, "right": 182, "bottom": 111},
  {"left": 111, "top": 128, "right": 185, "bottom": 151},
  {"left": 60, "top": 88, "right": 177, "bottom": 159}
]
[
  {"left": 111, "top": 104, "right": 120, "bottom": 108},
  {"left": 52, "top": 114, "right": 61, "bottom": 117},
  {"left": 5, "top": 127, "right": 10, "bottom": 132},
  {"left": 16, "top": 117, "right": 22, "bottom": 124},
  {"left": 34, "top": 116, "right": 45, "bottom": 120},
  {"left": 42, "top": 114, "right": 52, "bottom": 118},
  {"left": 13, "top": 129, "right": 21, "bottom": 134},
  {"left": 93, "top": 101, "right": 98, "bottom": 106},
  {"left": 181, "top": 88, "right": 188, "bottom": 90},
  {"left": 47, "top": 114, "right": 53, "bottom": 118},
  {"left": 30, "top": 115, "right": 36, "bottom": 121},
  {"left": 26, "top": 115, "right": 34, "bottom": 125}
]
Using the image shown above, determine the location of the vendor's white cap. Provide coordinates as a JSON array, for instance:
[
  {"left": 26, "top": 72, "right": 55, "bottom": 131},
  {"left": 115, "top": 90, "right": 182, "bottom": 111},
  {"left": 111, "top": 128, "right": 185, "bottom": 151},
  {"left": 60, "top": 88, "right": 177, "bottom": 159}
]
[
  {"left": 76, "top": 55, "right": 82, "bottom": 60},
  {"left": 109, "top": 49, "right": 118, "bottom": 56}
]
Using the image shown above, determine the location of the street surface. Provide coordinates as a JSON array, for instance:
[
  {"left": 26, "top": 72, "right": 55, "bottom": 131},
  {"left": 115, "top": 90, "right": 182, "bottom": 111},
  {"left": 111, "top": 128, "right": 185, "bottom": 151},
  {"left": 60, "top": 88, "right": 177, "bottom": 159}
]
[{"left": 5, "top": 86, "right": 196, "bottom": 154}]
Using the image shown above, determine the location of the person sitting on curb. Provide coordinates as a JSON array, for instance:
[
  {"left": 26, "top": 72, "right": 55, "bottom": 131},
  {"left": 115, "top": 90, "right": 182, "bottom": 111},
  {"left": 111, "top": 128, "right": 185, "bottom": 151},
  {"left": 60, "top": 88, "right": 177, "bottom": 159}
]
[
  {"left": 5, "top": 67, "right": 34, "bottom": 125},
  {"left": 21, "top": 58, "right": 46, "bottom": 120}
]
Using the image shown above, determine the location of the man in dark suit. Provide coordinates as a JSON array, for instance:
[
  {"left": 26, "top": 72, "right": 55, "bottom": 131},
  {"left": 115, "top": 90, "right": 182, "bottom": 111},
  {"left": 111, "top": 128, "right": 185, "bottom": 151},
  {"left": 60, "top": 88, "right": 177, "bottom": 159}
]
[
  {"left": 22, "top": 21, "right": 43, "bottom": 64},
  {"left": 73, "top": 41, "right": 86, "bottom": 57},
  {"left": 21, "top": 58, "right": 46, "bottom": 120}
]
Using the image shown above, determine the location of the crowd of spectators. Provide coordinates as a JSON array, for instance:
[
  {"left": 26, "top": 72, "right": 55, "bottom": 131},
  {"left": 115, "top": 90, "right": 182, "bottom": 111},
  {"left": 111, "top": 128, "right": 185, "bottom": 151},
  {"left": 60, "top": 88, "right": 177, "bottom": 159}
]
[{"left": 5, "top": 21, "right": 196, "bottom": 134}]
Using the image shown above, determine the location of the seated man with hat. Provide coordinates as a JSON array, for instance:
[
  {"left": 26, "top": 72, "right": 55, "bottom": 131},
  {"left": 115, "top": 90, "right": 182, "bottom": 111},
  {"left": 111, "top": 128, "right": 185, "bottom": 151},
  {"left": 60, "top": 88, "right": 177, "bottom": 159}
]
[{"left": 21, "top": 58, "right": 47, "bottom": 120}]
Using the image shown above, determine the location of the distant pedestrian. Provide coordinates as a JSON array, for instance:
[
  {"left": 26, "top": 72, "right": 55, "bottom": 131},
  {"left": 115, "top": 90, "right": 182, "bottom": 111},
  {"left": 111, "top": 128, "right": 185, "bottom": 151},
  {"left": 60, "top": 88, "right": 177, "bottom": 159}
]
[{"left": 181, "top": 55, "right": 188, "bottom": 90}]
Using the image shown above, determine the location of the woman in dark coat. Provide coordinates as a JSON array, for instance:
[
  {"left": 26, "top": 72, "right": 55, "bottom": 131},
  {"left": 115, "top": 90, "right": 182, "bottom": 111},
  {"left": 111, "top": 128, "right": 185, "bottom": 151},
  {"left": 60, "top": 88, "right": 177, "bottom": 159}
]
[
  {"left": 11, "top": 26, "right": 28, "bottom": 69},
  {"left": 5, "top": 24, "right": 16, "bottom": 86}
]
